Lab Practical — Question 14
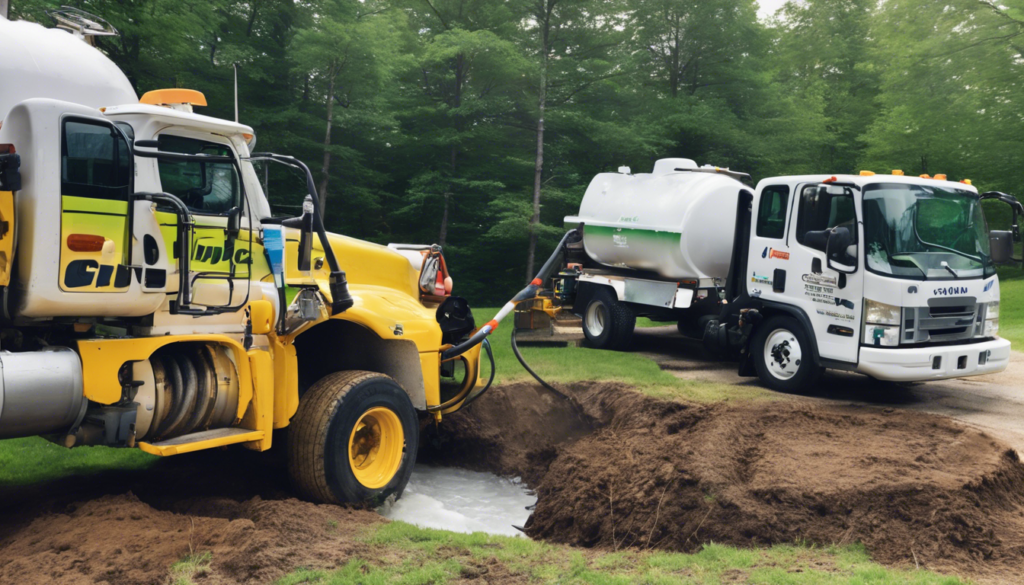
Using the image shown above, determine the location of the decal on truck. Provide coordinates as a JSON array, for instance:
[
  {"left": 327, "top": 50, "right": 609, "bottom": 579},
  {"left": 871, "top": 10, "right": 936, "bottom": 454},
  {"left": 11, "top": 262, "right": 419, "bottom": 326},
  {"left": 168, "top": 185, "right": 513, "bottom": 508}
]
[
  {"left": 933, "top": 286, "right": 968, "bottom": 296},
  {"left": 751, "top": 272, "right": 773, "bottom": 286}
]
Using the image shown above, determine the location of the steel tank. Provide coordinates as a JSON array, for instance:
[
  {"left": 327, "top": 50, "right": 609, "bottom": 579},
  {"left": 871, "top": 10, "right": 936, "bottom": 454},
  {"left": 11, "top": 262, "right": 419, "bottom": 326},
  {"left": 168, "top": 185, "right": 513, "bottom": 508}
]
[
  {"left": 0, "top": 347, "right": 85, "bottom": 439},
  {"left": 565, "top": 159, "right": 745, "bottom": 281}
]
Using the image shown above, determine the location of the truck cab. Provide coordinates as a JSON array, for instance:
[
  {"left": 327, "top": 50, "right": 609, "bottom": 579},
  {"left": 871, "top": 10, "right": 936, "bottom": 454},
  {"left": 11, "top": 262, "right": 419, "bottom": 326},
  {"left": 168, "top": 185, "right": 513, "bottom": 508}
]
[{"left": 742, "top": 173, "right": 1016, "bottom": 389}]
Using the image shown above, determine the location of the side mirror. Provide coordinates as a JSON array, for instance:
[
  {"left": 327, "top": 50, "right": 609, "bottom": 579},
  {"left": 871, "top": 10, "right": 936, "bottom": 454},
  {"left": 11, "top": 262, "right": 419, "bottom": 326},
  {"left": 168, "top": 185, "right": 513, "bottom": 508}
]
[
  {"left": 826, "top": 226, "right": 857, "bottom": 274},
  {"left": 990, "top": 230, "right": 1014, "bottom": 264}
]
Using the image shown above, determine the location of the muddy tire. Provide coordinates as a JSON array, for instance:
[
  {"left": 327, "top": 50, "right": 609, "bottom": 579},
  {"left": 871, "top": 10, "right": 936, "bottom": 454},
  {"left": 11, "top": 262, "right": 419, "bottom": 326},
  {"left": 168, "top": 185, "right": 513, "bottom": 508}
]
[
  {"left": 583, "top": 287, "right": 635, "bottom": 350},
  {"left": 752, "top": 316, "right": 823, "bottom": 393},
  {"left": 288, "top": 371, "right": 418, "bottom": 505}
]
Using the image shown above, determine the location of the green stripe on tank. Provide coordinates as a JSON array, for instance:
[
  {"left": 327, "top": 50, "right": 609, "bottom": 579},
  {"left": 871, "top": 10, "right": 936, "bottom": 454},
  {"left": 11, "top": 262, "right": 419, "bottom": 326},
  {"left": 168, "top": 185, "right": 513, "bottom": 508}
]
[{"left": 584, "top": 225, "right": 682, "bottom": 243}]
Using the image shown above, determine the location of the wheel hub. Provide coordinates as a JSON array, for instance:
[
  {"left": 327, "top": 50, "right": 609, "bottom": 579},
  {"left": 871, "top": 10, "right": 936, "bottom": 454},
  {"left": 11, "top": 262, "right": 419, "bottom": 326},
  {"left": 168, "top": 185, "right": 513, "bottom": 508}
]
[
  {"left": 348, "top": 407, "right": 404, "bottom": 489},
  {"left": 764, "top": 329, "right": 802, "bottom": 381},
  {"left": 586, "top": 303, "right": 607, "bottom": 336}
]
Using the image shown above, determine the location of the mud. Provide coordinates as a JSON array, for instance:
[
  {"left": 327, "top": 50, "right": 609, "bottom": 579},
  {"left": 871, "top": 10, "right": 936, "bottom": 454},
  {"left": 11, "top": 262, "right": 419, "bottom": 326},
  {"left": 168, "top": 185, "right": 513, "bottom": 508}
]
[
  {"left": 422, "top": 382, "right": 1024, "bottom": 581},
  {"left": 4, "top": 381, "right": 1024, "bottom": 583}
]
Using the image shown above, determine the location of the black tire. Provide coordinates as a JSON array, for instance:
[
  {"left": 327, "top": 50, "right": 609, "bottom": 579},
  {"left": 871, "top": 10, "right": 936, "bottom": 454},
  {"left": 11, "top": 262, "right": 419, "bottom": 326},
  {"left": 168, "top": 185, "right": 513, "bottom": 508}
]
[
  {"left": 582, "top": 286, "right": 635, "bottom": 350},
  {"left": 751, "top": 315, "right": 824, "bottom": 393},
  {"left": 288, "top": 371, "right": 418, "bottom": 505}
]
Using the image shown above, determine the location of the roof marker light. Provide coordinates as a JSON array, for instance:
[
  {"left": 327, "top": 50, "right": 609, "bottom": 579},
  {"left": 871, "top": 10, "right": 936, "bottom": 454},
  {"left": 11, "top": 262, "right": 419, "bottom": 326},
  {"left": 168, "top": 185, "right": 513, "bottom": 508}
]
[
  {"left": 859, "top": 170, "right": 875, "bottom": 176},
  {"left": 892, "top": 170, "right": 904, "bottom": 176},
  {"left": 961, "top": 179, "right": 973, "bottom": 185},
  {"left": 919, "top": 174, "right": 931, "bottom": 179},
  {"left": 934, "top": 174, "right": 947, "bottom": 181},
  {"left": 823, "top": 176, "right": 838, "bottom": 183}
]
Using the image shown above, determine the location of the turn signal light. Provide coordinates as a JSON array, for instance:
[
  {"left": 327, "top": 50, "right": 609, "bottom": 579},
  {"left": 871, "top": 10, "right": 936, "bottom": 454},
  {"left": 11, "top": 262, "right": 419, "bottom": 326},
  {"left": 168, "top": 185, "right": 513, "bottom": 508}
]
[{"left": 67, "top": 234, "right": 106, "bottom": 252}]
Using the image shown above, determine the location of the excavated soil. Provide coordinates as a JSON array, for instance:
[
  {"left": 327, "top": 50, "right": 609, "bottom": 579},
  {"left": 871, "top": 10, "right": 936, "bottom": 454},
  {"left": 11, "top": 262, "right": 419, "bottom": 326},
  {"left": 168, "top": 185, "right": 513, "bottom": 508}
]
[
  {"left": 4, "top": 381, "right": 1024, "bottom": 583},
  {"left": 421, "top": 381, "right": 1024, "bottom": 581}
]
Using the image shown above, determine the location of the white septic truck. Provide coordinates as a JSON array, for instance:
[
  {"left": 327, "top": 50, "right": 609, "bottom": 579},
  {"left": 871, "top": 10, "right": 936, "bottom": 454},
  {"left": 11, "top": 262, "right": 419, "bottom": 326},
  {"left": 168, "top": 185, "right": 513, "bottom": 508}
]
[{"left": 560, "top": 158, "right": 1021, "bottom": 391}]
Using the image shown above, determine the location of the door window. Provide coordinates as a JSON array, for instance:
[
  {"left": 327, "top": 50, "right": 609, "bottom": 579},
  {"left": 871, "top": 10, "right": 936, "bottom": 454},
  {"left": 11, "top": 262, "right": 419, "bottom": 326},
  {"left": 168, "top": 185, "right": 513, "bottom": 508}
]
[
  {"left": 796, "top": 184, "right": 858, "bottom": 250},
  {"left": 61, "top": 118, "right": 131, "bottom": 200},
  {"left": 756, "top": 186, "right": 790, "bottom": 239},
  {"left": 157, "top": 135, "right": 239, "bottom": 214}
]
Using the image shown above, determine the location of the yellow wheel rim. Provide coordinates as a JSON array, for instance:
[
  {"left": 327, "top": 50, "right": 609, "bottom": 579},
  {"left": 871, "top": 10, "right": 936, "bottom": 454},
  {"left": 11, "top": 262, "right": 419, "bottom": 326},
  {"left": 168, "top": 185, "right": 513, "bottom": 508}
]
[{"left": 348, "top": 407, "right": 405, "bottom": 489}]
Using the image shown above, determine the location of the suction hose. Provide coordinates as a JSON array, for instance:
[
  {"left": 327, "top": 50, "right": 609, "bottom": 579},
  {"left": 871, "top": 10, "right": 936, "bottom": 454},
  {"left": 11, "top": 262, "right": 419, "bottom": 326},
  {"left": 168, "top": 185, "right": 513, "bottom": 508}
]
[{"left": 441, "top": 229, "right": 580, "bottom": 362}]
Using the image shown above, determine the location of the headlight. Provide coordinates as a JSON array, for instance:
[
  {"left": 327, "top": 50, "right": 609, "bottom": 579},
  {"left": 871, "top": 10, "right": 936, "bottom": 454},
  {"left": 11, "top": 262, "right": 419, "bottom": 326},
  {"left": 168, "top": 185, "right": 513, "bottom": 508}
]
[
  {"left": 865, "top": 324, "right": 900, "bottom": 347},
  {"left": 985, "top": 301, "right": 1000, "bottom": 337},
  {"left": 865, "top": 299, "right": 900, "bottom": 325},
  {"left": 986, "top": 301, "right": 1000, "bottom": 320}
]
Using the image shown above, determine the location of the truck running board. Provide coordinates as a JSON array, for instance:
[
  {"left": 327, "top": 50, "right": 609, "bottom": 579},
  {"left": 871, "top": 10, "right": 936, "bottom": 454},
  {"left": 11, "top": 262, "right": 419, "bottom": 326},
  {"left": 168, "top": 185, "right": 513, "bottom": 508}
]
[{"left": 138, "top": 428, "right": 264, "bottom": 457}]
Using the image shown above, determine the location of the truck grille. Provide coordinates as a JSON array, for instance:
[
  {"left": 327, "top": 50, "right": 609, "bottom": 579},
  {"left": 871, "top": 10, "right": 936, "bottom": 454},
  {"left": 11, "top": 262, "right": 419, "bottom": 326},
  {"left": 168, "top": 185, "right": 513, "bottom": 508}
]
[{"left": 902, "top": 297, "right": 983, "bottom": 344}]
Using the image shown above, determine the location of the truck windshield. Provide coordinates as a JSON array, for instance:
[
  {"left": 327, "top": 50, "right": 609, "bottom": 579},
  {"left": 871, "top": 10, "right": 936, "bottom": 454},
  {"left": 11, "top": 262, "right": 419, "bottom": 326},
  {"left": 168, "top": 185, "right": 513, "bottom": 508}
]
[{"left": 862, "top": 183, "right": 994, "bottom": 280}]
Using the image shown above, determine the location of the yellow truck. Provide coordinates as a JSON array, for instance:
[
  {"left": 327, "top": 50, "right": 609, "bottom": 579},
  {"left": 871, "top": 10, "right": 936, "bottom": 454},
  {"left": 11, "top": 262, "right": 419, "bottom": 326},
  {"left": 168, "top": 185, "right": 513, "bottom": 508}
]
[{"left": 0, "top": 13, "right": 486, "bottom": 504}]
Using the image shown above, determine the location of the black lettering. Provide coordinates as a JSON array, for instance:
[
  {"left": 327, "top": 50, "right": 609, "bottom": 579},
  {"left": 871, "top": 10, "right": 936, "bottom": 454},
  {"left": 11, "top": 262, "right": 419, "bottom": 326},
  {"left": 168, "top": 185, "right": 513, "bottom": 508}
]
[
  {"left": 64, "top": 259, "right": 99, "bottom": 288},
  {"left": 210, "top": 247, "right": 222, "bottom": 264},
  {"left": 234, "top": 249, "right": 251, "bottom": 265},
  {"left": 95, "top": 264, "right": 114, "bottom": 287}
]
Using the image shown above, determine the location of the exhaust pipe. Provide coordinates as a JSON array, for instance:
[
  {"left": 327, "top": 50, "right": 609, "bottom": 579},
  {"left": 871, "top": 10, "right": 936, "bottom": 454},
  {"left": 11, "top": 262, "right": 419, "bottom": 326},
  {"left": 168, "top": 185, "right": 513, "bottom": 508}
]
[{"left": 0, "top": 347, "right": 85, "bottom": 439}]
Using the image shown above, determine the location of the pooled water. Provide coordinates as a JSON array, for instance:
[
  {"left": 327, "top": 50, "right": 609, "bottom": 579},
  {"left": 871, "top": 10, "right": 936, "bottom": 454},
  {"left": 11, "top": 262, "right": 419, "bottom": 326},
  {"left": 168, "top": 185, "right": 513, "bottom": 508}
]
[{"left": 381, "top": 465, "right": 536, "bottom": 537}]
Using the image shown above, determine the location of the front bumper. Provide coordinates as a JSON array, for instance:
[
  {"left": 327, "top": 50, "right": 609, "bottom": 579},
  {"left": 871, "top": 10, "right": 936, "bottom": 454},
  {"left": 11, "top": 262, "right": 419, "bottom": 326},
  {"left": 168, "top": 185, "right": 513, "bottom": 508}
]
[{"left": 857, "top": 337, "right": 1011, "bottom": 382}]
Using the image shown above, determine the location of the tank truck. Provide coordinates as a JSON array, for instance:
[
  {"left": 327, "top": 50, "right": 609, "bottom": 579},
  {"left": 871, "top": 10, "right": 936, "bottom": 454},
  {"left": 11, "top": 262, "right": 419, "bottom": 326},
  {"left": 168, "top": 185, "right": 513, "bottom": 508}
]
[
  {"left": 0, "top": 11, "right": 488, "bottom": 504},
  {"left": 529, "top": 158, "right": 1022, "bottom": 392}
]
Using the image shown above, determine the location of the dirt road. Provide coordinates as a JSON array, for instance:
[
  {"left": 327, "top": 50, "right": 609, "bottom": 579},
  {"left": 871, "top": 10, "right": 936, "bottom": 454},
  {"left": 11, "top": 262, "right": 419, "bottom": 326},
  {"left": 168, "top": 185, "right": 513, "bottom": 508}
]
[{"left": 633, "top": 326, "right": 1024, "bottom": 450}]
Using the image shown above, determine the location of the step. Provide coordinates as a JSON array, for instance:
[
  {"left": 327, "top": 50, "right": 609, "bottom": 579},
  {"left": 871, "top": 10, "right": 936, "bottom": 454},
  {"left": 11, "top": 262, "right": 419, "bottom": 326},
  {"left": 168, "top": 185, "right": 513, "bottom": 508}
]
[{"left": 138, "top": 427, "right": 265, "bottom": 457}]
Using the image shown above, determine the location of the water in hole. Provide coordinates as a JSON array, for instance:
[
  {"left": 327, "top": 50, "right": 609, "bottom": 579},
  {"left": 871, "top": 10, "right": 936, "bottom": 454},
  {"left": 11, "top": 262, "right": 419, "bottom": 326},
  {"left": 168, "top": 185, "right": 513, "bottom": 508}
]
[{"left": 381, "top": 464, "right": 535, "bottom": 537}]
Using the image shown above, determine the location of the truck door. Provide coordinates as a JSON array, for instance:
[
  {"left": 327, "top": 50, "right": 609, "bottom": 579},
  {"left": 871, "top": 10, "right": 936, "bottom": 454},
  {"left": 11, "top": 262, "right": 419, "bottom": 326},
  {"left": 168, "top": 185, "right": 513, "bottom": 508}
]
[
  {"left": 786, "top": 183, "right": 864, "bottom": 363},
  {"left": 59, "top": 117, "right": 134, "bottom": 294},
  {"left": 155, "top": 133, "right": 247, "bottom": 309}
]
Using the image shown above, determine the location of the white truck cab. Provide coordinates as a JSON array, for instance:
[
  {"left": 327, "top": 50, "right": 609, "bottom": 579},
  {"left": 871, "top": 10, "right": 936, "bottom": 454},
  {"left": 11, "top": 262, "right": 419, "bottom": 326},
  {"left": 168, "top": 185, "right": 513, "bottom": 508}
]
[
  {"left": 744, "top": 173, "right": 1014, "bottom": 388},
  {"left": 561, "top": 161, "right": 1021, "bottom": 392}
]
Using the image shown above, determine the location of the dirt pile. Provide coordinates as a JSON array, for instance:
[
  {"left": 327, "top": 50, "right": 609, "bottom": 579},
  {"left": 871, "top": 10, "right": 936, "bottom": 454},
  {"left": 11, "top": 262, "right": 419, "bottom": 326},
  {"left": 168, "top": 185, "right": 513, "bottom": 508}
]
[{"left": 421, "top": 381, "right": 1024, "bottom": 578}]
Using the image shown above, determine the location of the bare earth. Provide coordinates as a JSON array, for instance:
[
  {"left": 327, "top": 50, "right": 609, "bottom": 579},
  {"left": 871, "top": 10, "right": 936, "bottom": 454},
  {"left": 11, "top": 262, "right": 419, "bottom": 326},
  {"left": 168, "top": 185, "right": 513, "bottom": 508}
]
[{"left": 634, "top": 326, "right": 1024, "bottom": 451}]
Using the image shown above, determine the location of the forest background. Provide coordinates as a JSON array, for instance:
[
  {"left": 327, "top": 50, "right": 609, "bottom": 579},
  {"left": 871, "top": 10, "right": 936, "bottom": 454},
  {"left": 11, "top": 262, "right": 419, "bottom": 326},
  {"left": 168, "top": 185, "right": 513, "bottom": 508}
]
[{"left": 11, "top": 0, "right": 1024, "bottom": 303}]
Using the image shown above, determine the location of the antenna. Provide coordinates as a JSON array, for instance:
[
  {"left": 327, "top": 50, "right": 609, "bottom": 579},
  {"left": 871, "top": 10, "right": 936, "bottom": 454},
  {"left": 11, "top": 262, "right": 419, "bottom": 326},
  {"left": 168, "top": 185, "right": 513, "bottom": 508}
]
[
  {"left": 233, "top": 63, "right": 239, "bottom": 123},
  {"left": 47, "top": 7, "right": 118, "bottom": 45}
]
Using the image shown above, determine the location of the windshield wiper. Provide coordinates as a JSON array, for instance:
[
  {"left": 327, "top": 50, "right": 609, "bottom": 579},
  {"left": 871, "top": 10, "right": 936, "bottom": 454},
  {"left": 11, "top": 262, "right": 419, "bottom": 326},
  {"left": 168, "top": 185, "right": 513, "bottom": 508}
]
[{"left": 941, "top": 262, "right": 959, "bottom": 278}]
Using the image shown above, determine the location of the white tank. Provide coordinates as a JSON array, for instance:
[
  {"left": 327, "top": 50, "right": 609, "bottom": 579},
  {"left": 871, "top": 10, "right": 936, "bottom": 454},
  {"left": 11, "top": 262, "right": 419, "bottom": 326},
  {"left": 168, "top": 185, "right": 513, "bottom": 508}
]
[
  {"left": 0, "top": 19, "right": 137, "bottom": 121},
  {"left": 564, "top": 159, "right": 746, "bottom": 281}
]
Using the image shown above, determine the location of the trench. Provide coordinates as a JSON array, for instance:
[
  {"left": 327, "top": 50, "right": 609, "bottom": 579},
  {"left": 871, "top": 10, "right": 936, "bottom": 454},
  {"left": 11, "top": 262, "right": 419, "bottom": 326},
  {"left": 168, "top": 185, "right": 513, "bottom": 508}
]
[{"left": 416, "top": 380, "right": 1024, "bottom": 580}]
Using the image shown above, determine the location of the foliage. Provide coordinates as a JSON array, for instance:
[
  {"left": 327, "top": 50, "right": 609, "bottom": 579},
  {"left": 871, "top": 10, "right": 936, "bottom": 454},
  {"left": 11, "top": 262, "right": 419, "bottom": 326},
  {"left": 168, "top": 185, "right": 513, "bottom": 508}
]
[{"left": 10, "top": 0, "right": 1024, "bottom": 304}]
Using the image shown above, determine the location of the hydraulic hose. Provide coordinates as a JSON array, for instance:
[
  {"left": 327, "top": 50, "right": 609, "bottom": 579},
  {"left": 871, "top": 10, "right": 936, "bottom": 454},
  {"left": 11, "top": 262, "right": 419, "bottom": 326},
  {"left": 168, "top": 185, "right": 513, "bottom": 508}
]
[
  {"left": 510, "top": 326, "right": 577, "bottom": 407},
  {"left": 441, "top": 229, "right": 579, "bottom": 361}
]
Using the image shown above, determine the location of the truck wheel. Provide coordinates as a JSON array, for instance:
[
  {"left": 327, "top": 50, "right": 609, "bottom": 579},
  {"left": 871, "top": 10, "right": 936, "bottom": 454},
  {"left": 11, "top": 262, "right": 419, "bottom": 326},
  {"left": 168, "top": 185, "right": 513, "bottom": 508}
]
[
  {"left": 583, "top": 287, "right": 635, "bottom": 350},
  {"left": 752, "top": 316, "right": 823, "bottom": 393},
  {"left": 288, "top": 371, "right": 418, "bottom": 505}
]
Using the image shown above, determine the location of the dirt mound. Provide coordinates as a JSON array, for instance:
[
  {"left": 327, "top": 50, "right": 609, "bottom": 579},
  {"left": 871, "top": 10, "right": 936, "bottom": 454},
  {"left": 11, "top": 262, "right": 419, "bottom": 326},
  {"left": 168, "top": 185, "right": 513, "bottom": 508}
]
[
  {"left": 0, "top": 491, "right": 381, "bottom": 585},
  {"left": 421, "top": 382, "right": 1024, "bottom": 578}
]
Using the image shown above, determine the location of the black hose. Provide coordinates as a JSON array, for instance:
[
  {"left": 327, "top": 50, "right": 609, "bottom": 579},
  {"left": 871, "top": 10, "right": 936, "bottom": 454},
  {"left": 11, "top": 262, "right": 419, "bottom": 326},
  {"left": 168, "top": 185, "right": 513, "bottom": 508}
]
[
  {"left": 510, "top": 326, "right": 581, "bottom": 412},
  {"left": 456, "top": 338, "right": 496, "bottom": 410}
]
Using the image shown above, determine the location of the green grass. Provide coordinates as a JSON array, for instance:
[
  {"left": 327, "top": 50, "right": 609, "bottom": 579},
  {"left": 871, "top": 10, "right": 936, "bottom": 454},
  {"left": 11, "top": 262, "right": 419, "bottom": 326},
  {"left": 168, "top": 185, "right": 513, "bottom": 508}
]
[
  {"left": 170, "top": 551, "right": 213, "bottom": 585},
  {"left": 477, "top": 307, "right": 770, "bottom": 403},
  {"left": 274, "top": 521, "right": 965, "bottom": 585},
  {"left": 999, "top": 273, "right": 1024, "bottom": 349},
  {"left": 0, "top": 436, "right": 157, "bottom": 486}
]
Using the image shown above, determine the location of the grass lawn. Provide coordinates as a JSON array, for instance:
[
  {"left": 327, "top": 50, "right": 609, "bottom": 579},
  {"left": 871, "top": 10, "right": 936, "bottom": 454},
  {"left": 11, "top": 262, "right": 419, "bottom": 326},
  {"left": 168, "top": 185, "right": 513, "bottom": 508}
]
[
  {"left": 275, "top": 522, "right": 964, "bottom": 585},
  {"left": 998, "top": 273, "right": 1024, "bottom": 349},
  {"left": 474, "top": 307, "right": 771, "bottom": 403},
  {"left": 0, "top": 435, "right": 156, "bottom": 486}
]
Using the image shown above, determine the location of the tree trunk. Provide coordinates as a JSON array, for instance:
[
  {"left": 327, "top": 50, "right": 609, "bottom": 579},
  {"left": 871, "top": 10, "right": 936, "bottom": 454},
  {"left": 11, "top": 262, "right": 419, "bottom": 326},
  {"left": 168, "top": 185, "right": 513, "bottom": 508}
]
[
  {"left": 439, "top": 145, "right": 457, "bottom": 246},
  {"left": 318, "top": 71, "right": 336, "bottom": 212},
  {"left": 526, "top": 17, "right": 549, "bottom": 281}
]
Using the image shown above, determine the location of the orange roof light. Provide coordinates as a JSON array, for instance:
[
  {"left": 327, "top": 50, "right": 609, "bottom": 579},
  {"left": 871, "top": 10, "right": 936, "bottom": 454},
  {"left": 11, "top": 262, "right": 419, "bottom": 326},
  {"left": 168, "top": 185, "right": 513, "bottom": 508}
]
[
  {"left": 859, "top": 170, "right": 875, "bottom": 176},
  {"left": 934, "top": 174, "right": 947, "bottom": 181},
  {"left": 961, "top": 179, "right": 973, "bottom": 185},
  {"left": 140, "top": 89, "right": 208, "bottom": 107},
  {"left": 67, "top": 234, "right": 106, "bottom": 252},
  {"left": 891, "top": 170, "right": 904, "bottom": 176},
  {"left": 919, "top": 174, "right": 931, "bottom": 179},
  {"left": 823, "top": 176, "right": 838, "bottom": 183}
]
